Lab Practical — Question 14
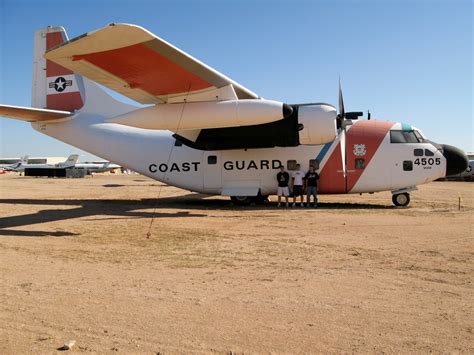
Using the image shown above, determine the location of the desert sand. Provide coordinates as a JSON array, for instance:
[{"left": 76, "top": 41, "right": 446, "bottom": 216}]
[{"left": 0, "top": 174, "right": 472, "bottom": 353}]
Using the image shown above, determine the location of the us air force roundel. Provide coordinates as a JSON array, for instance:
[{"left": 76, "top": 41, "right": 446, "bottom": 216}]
[{"left": 48, "top": 76, "right": 73, "bottom": 92}]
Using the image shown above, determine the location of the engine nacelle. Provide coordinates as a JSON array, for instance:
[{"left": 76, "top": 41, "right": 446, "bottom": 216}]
[
  {"left": 298, "top": 104, "right": 337, "bottom": 145},
  {"left": 107, "top": 99, "right": 292, "bottom": 131}
]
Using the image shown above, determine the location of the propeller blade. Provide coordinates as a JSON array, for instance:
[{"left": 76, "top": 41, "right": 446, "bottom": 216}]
[
  {"left": 338, "top": 78, "right": 345, "bottom": 118},
  {"left": 340, "top": 127, "right": 347, "bottom": 179}
]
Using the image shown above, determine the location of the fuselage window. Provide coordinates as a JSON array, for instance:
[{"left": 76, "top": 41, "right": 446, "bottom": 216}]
[
  {"left": 207, "top": 155, "right": 217, "bottom": 164},
  {"left": 414, "top": 149, "right": 423, "bottom": 156},
  {"left": 403, "top": 160, "right": 413, "bottom": 171},
  {"left": 174, "top": 139, "right": 183, "bottom": 147},
  {"left": 309, "top": 159, "right": 320, "bottom": 169},
  {"left": 355, "top": 158, "right": 365, "bottom": 169},
  {"left": 287, "top": 160, "right": 297, "bottom": 170},
  {"left": 425, "top": 149, "right": 434, "bottom": 156}
]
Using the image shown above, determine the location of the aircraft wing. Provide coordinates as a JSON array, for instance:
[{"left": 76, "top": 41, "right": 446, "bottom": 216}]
[
  {"left": 45, "top": 24, "right": 259, "bottom": 104},
  {"left": 0, "top": 104, "right": 72, "bottom": 122}
]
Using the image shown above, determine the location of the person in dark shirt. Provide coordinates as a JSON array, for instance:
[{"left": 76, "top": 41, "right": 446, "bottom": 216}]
[
  {"left": 304, "top": 165, "right": 320, "bottom": 207},
  {"left": 276, "top": 165, "right": 290, "bottom": 207}
]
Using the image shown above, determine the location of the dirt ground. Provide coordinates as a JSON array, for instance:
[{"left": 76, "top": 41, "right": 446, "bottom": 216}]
[{"left": 0, "top": 173, "right": 472, "bottom": 354}]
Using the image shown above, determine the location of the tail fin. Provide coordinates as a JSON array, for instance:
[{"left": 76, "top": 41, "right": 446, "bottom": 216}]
[
  {"left": 61, "top": 154, "right": 79, "bottom": 168},
  {"left": 31, "top": 26, "right": 136, "bottom": 118},
  {"left": 32, "top": 26, "right": 85, "bottom": 111}
]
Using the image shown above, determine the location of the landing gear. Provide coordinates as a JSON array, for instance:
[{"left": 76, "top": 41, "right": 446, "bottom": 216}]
[
  {"left": 230, "top": 194, "right": 269, "bottom": 206},
  {"left": 392, "top": 192, "right": 410, "bottom": 207},
  {"left": 230, "top": 196, "right": 254, "bottom": 206}
]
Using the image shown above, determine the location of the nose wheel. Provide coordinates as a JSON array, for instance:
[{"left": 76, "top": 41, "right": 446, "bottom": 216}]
[{"left": 392, "top": 192, "right": 410, "bottom": 207}]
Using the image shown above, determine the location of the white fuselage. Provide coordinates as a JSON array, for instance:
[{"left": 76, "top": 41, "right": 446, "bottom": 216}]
[{"left": 32, "top": 113, "right": 446, "bottom": 196}]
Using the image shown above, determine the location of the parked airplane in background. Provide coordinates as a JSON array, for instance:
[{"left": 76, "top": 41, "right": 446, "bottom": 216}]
[
  {"left": 0, "top": 156, "right": 29, "bottom": 171},
  {"left": 11, "top": 154, "right": 79, "bottom": 172},
  {"left": 0, "top": 24, "right": 468, "bottom": 206},
  {"left": 443, "top": 159, "right": 474, "bottom": 181},
  {"left": 75, "top": 161, "right": 121, "bottom": 174}
]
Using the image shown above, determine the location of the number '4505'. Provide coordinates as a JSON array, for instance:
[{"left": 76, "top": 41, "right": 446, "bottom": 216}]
[{"left": 414, "top": 158, "right": 441, "bottom": 166}]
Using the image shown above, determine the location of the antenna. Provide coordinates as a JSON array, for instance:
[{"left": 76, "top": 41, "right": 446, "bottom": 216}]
[{"left": 367, "top": 110, "right": 371, "bottom": 120}]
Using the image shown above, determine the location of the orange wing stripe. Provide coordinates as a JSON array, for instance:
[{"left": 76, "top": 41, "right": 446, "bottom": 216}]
[{"left": 73, "top": 43, "right": 213, "bottom": 96}]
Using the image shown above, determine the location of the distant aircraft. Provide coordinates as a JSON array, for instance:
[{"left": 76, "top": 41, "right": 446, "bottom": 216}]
[
  {"left": 11, "top": 154, "right": 79, "bottom": 172},
  {"left": 0, "top": 156, "right": 29, "bottom": 171},
  {"left": 75, "top": 161, "right": 121, "bottom": 174},
  {"left": 0, "top": 24, "right": 468, "bottom": 206},
  {"left": 444, "top": 159, "right": 474, "bottom": 181}
]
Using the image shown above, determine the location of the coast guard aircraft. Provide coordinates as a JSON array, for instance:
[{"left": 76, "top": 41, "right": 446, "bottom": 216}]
[{"left": 0, "top": 24, "right": 468, "bottom": 206}]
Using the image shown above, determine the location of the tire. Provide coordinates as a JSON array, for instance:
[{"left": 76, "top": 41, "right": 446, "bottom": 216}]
[
  {"left": 254, "top": 194, "right": 269, "bottom": 204},
  {"left": 392, "top": 193, "right": 410, "bottom": 207},
  {"left": 230, "top": 196, "right": 254, "bottom": 206}
]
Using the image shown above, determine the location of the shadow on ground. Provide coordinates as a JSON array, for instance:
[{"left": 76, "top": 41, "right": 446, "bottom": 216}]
[{"left": 0, "top": 194, "right": 392, "bottom": 237}]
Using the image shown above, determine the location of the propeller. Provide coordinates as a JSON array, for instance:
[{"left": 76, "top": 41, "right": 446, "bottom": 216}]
[
  {"left": 337, "top": 79, "right": 347, "bottom": 178},
  {"left": 336, "top": 79, "right": 364, "bottom": 128},
  {"left": 335, "top": 79, "right": 372, "bottom": 182},
  {"left": 336, "top": 79, "right": 345, "bottom": 129},
  {"left": 335, "top": 80, "right": 367, "bottom": 181}
]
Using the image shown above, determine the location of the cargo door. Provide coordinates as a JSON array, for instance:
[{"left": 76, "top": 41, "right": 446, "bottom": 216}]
[{"left": 202, "top": 151, "right": 222, "bottom": 193}]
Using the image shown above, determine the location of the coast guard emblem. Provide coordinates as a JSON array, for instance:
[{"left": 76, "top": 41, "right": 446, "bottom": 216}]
[{"left": 353, "top": 144, "right": 366, "bottom": 156}]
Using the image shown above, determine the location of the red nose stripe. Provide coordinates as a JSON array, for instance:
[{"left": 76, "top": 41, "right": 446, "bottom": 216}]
[
  {"left": 72, "top": 43, "right": 213, "bottom": 96},
  {"left": 319, "top": 141, "right": 346, "bottom": 193},
  {"left": 346, "top": 120, "right": 394, "bottom": 192}
]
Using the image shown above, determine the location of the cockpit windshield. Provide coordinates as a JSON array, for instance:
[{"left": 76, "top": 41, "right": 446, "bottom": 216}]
[{"left": 390, "top": 130, "right": 424, "bottom": 143}]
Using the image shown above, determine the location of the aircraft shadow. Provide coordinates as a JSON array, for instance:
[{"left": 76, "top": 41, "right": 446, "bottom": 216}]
[
  {"left": 0, "top": 194, "right": 208, "bottom": 237},
  {"left": 0, "top": 194, "right": 392, "bottom": 237}
]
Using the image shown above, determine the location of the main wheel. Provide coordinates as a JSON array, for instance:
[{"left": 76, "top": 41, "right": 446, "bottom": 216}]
[
  {"left": 392, "top": 193, "right": 410, "bottom": 207},
  {"left": 230, "top": 196, "right": 254, "bottom": 206}
]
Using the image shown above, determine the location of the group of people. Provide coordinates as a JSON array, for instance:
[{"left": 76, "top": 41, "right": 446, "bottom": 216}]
[{"left": 276, "top": 164, "right": 320, "bottom": 208}]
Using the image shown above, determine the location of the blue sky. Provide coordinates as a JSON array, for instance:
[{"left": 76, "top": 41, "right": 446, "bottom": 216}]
[{"left": 0, "top": 0, "right": 472, "bottom": 160}]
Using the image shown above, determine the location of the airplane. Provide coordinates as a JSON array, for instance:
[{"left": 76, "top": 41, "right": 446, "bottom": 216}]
[
  {"left": 75, "top": 161, "right": 121, "bottom": 174},
  {"left": 10, "top": 154, "right": 79, "bottom": 172},
  {"left": 0, "top": 156, "right": 29, "bottom": 171},
  {"left": 0, "top": 24, "right": 468, "bottom": 207},
  {"left": 443, "top": 159, "right": 474, "bottom": 181}
]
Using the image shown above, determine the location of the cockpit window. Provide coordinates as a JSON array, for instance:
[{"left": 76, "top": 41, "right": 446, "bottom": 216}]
[
  {"left": 390, "top": 130, "right": 422, "bottom": 143},
  {"left": 414, "top": 130, "right": 424, "bottom": 142}
]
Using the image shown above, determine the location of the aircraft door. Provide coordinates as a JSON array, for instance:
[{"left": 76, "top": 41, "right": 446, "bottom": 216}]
[{"left": 202, "top": 151, "right": 222, "bottom": 193}]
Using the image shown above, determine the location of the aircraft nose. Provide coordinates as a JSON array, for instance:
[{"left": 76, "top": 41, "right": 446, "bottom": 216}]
[{"left": 442, "top": 144, "right": 469, "bottom": 176}]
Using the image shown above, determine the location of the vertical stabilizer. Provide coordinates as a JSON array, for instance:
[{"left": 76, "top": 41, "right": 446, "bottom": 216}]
[
  {"left": 60, "top": 154, "right": 79, "bottom": 168},
  {"left": 32, "top": 26, "right": 84, "bottom": 111}
]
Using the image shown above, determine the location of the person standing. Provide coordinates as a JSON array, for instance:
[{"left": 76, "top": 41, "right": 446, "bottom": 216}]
[
  {"left": 291, "top": 163, "right": 305, "bottom": 207},
  {"left": 304, "top": 165, "right": 320, "bottom": 207},
  {"left": 276, "top": 165, "right": 290, "bottom": 207}
]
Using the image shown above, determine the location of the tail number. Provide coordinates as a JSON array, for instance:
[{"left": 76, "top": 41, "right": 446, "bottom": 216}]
[{"left": 414, "top": 158, "right": 441, "bottom": 166}]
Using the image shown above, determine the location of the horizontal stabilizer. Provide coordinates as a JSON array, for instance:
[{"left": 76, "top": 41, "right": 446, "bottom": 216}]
[{"left": 0, "top": 104, "right": 72, "bottom": 122}]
